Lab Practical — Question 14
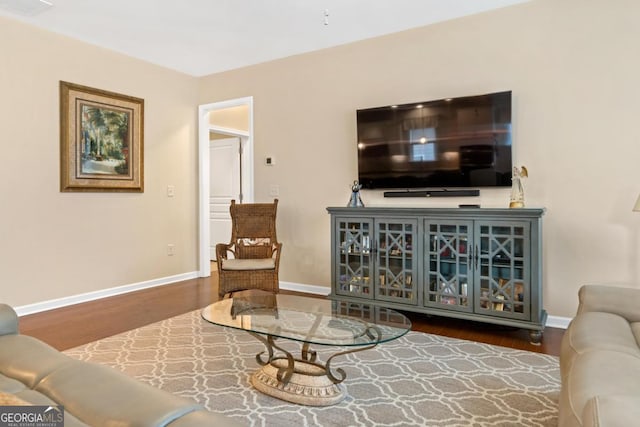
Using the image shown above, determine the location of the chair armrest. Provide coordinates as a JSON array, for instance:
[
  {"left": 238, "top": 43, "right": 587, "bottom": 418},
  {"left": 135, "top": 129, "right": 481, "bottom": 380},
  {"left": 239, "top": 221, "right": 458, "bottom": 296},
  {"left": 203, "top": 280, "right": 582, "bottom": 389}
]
[
  {"left": 215, "top": 243, "right": 233, "bottom": 271},
  {"left": 0, "top": 304, "right": 19, "bottom": 336},
  {"left": 577, "top": 285, "right": 640, "bottom": 322},
  {"left": 215, "top": 243, "right": 231, "bottom": 260},
  {"left": 272, "top": 242, "right": 283, "bottom": 266}
]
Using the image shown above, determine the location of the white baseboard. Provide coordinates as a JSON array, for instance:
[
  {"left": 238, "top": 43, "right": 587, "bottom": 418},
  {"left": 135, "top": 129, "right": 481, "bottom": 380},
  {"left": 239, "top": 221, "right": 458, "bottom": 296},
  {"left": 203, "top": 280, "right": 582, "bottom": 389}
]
[
  {"left": 16, "top": 277, "right": 329, "bottom": 317},
  {"left": 545, "top": 315, "right": 571, "bottom": 329},
  {"left": 15, "top": 271, "right": 199, "bottom": 316},
  {"left": 279, "top": 281, "right": 331, "bottom": 296}
]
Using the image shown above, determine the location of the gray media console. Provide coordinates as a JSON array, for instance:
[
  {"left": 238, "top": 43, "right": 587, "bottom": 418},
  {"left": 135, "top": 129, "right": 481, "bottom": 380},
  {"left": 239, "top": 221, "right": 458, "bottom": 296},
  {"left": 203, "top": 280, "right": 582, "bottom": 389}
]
[{"left": 327, "top": 206, "right": 546, "bottom": 344}]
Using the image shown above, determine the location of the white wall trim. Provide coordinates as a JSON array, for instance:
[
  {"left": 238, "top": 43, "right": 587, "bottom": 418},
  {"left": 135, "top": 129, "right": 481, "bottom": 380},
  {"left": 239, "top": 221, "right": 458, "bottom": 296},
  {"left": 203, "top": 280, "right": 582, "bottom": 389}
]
[
  {"left": 15, "top": 271, "right": 199, "bottom": 316},
  {"left": 279, "top": 281, "right": 331, "bottom": 296},
  {"left": 546, "top": 315, "right": 571, "bottom": 329}
]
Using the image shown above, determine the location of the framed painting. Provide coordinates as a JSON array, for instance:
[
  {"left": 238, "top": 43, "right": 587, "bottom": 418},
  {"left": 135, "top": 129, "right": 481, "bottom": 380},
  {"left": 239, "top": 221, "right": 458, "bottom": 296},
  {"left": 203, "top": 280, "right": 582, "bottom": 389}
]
[{"left": 60, "top": 81, "right": 144, "bottom": 192}]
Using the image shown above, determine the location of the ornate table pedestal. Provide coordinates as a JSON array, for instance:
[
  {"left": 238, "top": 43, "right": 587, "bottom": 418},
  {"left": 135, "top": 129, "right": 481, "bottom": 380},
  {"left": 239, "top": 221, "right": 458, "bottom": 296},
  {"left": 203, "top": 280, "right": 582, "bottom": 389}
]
[
  {"left": 248, "top": 331, "right": 378, "bottom": 406},
  {"left": 251, "top": 358, "right": 345, "bottom": 406},
  {"left": 201, "top": 294, "right": 411, "bottom": 407}
]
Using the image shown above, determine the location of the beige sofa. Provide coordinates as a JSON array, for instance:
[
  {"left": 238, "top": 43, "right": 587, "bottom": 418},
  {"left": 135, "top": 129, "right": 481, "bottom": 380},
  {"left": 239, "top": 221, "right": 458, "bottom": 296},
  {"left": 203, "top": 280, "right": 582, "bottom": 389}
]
[
  {"left": 0, "top": 303, "right": 240, "bottom": 427},
  {"left": 559, "top": 285, "right": 640, "bottom": 426}
]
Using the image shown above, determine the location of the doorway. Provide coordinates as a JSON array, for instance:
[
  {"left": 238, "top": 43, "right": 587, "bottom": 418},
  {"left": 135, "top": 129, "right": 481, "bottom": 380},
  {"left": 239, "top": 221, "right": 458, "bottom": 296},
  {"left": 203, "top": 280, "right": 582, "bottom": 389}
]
[{"left": 199, "top": 97, "right": 254, "bottom": 277}]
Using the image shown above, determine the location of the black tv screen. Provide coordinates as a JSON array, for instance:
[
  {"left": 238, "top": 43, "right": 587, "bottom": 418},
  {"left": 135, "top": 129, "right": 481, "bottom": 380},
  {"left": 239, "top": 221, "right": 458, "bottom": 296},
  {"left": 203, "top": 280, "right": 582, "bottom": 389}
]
[{"left": 357, "top": 91, "right": 512, "bottom": 189}]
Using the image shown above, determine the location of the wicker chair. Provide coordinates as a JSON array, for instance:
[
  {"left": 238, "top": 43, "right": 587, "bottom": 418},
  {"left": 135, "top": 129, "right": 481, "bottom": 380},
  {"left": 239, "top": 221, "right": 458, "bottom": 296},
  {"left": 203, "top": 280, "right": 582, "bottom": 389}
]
[{"left": 215, "top": 199, "right": 282, "bottom": 298}]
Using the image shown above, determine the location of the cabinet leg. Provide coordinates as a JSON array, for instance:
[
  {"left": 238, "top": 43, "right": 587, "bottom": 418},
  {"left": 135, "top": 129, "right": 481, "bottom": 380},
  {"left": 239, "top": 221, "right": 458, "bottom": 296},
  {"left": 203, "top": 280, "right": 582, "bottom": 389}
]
[{"left": 529, "top": 330, "right": 543, "bottom": 346}]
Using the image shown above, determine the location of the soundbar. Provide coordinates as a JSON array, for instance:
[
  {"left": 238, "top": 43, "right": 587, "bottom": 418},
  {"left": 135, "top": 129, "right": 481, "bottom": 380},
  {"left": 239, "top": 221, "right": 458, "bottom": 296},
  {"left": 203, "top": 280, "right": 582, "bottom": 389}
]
[{"left": 383, "top": 189, "right": 480, "bottom": 198}]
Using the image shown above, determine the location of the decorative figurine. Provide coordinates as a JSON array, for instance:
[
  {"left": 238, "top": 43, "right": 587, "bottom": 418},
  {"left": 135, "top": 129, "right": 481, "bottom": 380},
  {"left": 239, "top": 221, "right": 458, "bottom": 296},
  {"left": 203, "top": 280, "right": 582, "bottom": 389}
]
[
  {"left": 347, "top": 180, "right": 365, "bottom": 207},
  {"left": 509, "top": 166, "right": 528, "bottom": 208}
]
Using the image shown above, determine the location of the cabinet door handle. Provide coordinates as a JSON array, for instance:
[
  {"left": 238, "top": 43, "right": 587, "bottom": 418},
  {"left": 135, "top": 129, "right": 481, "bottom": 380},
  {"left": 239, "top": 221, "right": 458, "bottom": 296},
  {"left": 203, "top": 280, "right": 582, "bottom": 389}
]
[
  {"left": 468, "top": 245, "right": 472, "bottom": 268},
  {"left": 474, "top": 245, "right": 479, "bottom": 269}
]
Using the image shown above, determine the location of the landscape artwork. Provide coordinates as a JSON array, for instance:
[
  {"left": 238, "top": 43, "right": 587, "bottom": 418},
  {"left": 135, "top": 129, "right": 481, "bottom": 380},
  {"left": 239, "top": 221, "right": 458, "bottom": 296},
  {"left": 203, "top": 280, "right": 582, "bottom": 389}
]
[
  {"left": 80, "top": 104, "right": 131, "bottom": 176},
  {"left": 60, "top": 81, "right": 144, "bottom": 192}
]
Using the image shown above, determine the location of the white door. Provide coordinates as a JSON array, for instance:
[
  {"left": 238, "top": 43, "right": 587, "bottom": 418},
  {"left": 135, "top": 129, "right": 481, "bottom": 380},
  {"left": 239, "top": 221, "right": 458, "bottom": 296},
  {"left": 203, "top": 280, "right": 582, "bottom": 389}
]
[{"left": 209, "top": 137, "right": 241, "bottom": 260}]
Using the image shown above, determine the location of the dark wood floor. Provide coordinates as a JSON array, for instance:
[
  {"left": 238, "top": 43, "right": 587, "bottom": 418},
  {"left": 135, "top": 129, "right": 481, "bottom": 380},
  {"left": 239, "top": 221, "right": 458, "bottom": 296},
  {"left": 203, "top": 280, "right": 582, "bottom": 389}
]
[{"left": 18, "top": 274, "right": 563, "bottom": 356}]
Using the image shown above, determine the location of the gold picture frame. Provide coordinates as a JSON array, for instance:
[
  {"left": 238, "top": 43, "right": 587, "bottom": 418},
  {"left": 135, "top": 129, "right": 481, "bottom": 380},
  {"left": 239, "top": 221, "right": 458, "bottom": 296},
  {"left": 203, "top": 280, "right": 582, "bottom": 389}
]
[{"left": 60, "top": 81, "right": 144, "bottom": 192}]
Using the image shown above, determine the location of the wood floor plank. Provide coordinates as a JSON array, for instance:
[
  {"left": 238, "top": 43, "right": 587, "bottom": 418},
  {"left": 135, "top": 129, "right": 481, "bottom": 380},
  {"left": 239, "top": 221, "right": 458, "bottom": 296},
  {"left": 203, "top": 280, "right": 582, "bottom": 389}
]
[{"left": 18, "top": 275, "right": 564, "bottom": 356}]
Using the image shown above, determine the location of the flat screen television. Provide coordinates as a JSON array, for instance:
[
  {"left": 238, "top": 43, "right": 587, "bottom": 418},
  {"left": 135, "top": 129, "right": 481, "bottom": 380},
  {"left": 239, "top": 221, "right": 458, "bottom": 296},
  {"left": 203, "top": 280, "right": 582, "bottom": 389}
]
[{"left": 357, "top": 91, "right": 512, "bottom": 190}]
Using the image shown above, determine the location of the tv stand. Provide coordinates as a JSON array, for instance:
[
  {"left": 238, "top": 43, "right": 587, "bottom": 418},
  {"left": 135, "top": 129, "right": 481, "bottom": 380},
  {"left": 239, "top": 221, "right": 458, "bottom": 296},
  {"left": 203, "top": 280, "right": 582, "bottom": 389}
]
[
  {"left": 383, "top": 189, "right": 480, "bottom": 198},
  {"left": 326, "top": 206, "right": 546, "bottom": 344}
]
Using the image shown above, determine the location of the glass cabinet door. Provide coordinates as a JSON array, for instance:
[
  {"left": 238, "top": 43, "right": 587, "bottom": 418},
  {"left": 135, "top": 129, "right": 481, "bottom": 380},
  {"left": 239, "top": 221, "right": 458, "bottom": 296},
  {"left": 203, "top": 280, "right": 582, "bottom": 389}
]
[
  {"left": 425, "top": 221, "right": 473, "bottom": 312},
  {"left": 335, "top": 218, "right": 373, "bottom": 299},
  {"left": 475, "top": 221, "right": 530, "bottom": 320},
  {"left": 375, "top": 219, "right": 418, "bottom": 305}
]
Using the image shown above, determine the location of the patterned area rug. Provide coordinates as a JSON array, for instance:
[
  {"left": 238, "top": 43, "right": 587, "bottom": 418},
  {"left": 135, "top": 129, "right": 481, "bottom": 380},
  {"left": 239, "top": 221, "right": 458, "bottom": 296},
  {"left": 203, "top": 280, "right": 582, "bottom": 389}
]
[{"left": 64, "top": 310, "right": 559, "bottom": 426}]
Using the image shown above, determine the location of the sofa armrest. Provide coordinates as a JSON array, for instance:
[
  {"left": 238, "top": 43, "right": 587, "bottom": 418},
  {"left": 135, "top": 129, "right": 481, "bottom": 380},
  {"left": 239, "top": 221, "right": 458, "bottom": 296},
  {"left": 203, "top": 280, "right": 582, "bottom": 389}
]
[
  {"left": 0, "top": 304, "right": 19, "bottom": 336},
  {"left": 577, "top": 285, "right": 640, "bottom": 322},
  {"left": 582, "top": 395, "right": 640, "bottom": 427}
]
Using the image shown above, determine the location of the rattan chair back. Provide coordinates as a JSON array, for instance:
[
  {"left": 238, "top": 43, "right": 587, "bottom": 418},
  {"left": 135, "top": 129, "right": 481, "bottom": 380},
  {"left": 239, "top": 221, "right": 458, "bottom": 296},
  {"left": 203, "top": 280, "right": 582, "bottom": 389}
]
[{"left": 229, "top": 199, "right": 278, "bottom": 259}]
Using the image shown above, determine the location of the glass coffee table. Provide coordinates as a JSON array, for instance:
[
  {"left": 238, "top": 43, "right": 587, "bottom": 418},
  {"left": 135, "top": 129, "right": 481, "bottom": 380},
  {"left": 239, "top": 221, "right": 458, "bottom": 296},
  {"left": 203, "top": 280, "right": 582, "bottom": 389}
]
[{"left": 201, "top": 292, "right": 411, "bottom": 406}]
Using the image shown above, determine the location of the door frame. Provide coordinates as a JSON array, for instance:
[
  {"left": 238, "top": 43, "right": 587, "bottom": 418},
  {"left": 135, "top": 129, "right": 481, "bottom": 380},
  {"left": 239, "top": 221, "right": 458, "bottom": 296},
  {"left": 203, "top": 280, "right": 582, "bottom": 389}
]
[{"left": 198, "top": 97, "right": 254, "bottom": 277}]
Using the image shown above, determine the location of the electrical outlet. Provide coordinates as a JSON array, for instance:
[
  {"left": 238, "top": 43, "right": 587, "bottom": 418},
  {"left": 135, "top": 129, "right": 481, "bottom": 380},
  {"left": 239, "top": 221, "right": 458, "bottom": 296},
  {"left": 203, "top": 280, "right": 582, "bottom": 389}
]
[
  {"left": 269, "top": 185, "right": 280, "bottom": 196},
  {"left": 167, "top": 244, "right": 175, "bottom": 256},
  {"left": 167, "top": 185, "right": 175, "bottom": 197}
]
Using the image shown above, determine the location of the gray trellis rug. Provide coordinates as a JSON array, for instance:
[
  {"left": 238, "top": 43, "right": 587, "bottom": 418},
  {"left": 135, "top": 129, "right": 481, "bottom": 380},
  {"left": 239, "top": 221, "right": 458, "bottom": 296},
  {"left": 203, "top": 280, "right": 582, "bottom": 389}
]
[{"left": 64, "top": 310, "right": 560, "bottom": 427}]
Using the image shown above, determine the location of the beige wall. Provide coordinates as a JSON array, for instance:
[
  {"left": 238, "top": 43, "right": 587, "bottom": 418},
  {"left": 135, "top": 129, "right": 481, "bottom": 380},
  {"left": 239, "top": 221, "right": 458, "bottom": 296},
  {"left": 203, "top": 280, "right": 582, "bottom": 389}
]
[
  {"left": 0, "top": 16, "right": 199, "bottom": 307},
  {"left": 209, "top": 105, "right": 249, "bottom": 132},
  {"left": 199, "top": 0, "right": 640, "bottom": 318}
]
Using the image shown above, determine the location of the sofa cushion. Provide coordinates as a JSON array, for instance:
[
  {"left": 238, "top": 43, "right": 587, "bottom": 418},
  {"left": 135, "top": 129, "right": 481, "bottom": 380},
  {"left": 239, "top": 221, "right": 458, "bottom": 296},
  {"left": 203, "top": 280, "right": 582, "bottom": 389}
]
[
  {"left": 561, "top": 350, "right": 640, "bottom": 427},
  {"left": 0, "top": 388, "right": 89, "bottom": 427},
  {"left": 36, "top": 359, "right": 205, "bottom": 427},
  {"left": 221, "top": 258, "right": 275, "bottom": 271},
  {"left": 560, "top": 312, "right": 640, "bottom": 380},
  {"left": 0, "top": 373, "right": 28, "bottom": 394},
  {"left": 0, "top": 335, "right": 73, "bottom": 389}
]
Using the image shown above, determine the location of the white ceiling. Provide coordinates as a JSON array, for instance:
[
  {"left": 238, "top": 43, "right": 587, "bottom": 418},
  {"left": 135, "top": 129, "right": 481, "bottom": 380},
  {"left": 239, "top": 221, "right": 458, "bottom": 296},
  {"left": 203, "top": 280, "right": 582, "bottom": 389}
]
[{"left": 0, "top": 0, "right": 529, "bottom": 77}]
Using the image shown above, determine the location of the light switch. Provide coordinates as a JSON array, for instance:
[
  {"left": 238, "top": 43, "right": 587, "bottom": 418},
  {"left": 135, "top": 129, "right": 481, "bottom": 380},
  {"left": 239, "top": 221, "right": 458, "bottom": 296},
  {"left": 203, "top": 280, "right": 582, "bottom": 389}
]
[{"left": 265, "top": 157, "right": 275, "bottom": 166}]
